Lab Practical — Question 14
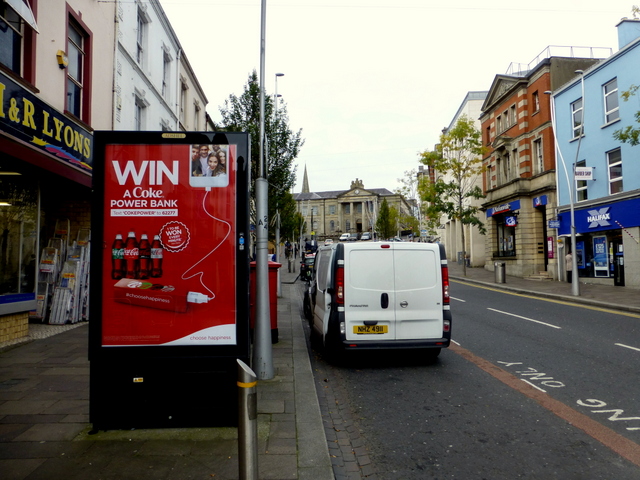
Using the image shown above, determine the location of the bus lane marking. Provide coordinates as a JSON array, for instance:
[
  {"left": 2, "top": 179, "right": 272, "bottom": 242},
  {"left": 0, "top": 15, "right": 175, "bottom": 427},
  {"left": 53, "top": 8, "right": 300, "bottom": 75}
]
[{"left": 450, "top": 344, "right": 640, "bottom": 467}]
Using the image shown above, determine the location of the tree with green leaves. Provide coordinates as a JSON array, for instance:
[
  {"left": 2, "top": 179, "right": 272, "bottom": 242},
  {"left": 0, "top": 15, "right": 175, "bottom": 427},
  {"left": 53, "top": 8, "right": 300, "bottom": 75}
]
[
  {"left": 613, "top": 84, "right": 640, "bottom": 146},
  {"left": 218, "top": 71, "right": 305, "bottom": 239},
  {"left": 375, "top": 198, "right": 398, "bottom": 240},
  {"left": 419, "top": 115, "right": 487, "bottom": 275}
]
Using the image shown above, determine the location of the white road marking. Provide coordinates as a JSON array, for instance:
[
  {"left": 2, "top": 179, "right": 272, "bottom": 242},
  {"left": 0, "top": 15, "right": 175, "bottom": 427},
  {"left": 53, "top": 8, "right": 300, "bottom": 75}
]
[
  {"left": 521, "top": 379, "right": 547, "bottom": 392},
  {"left": 615, "top": 343, "right": 640, "bottom": 352},
  {"left": 450, "top": 296, "right": 466, "bottom": 302},
  {"left": 451, "top": 339, "right": 461, "bottom": 346},
  {"left": 487, "top": 308, "right": 562, "bottom": 329}
]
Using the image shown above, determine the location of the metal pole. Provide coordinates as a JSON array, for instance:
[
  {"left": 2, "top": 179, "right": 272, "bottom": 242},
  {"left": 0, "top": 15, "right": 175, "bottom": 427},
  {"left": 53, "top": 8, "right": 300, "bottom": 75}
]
[
  {"left": 237, "top": 360, "right": 258, "bottom": 480},
  {"left": 253, "top": 0, "right": 274, "bottom": 379},
  {"left": 570, "top": 70, "right": 585, "bottom": 297}
]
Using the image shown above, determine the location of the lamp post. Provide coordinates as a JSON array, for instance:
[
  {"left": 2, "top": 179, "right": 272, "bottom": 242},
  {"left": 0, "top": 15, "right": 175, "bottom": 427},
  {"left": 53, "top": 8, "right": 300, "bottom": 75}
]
[
  {"left": 273, "top": 73, "right": 284, "bottom": 297},
  {"left": 545, "top": 68, "right": 583, "bottom": 296},
  {"left": 254, "top": 0, "right": 273, "bottom": 380}
]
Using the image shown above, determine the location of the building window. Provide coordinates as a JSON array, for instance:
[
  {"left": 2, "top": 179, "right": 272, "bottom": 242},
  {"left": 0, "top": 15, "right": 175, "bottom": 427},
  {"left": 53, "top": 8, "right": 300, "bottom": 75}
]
[
  {"left": 532, "top": 91, "right": 540, "bottom": 113},
  {"left": 510, "top": 105, "right": 517, "bottom": 126},
  {"left": 66, "top": 20, "right": 87, "bottom": 119},
  {"left": 485, "top": 126, "right": 491, "bottom": 145},
  {"left": 345, "top": 221, "right": 351, "bottom": 232},
  {"left": 301, "top": 206, "right": 307, "bottom": 216},
  {"left": 356, "top": 203, "right": 362, "bottom": 214},
  {"left": 193, "top": 102, "right": 201, "bottom": 131},
  {"left": 344, "top": 204, "right": 350, "bottom": 214},
  {"left": 576, "top": 160, "right": 588, "bottom": 201},
  {"left": 498, "top": 152, "right": 511, "bottom": 184},
  {"left": 311, "top": 206, "right": 318, "bottom": 215},
  {"left": 134, "top": 89, "right": 148, "bottom": 130},
  {"left": 180, "top": 79, "right": 188, "bottom": 124},
  {"left": 533, "top": 138, "right": 543, "bottom": 174},
  {"left": 329, "top": 205, "right": 336, "bottom": 215},
  {"left": 0, "top": 1, "right": 23, "bottom": 74},
  {"left": 571, "top": 98, "right": 583, "bottom": 139},
  {"left": 603, "top": 78, "right": 619, "bottom": 124},
  {"left": 496, "top": 217, "right": 516, "bottom": 257},
  {"left": 162, "top": 47, "right": 171, "bottom": 99},
  {"left": 330, "top": 221, "right": 335, "bottom": 232},
  {"left": 607, "top": 148, "right": 623, "bottom": 194},
  {"left": 136, "top": 7, "right": 147, "bottom": 65},
  {"left": 496, "top": 116, "right": 502, "bottom": 133}
]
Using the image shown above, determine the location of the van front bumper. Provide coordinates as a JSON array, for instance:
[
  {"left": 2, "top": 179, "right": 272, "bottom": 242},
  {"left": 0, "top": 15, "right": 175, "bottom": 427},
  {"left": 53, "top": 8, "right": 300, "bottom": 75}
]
[{"left": 340, "top": 338, "right": 450, "bottom": 351}]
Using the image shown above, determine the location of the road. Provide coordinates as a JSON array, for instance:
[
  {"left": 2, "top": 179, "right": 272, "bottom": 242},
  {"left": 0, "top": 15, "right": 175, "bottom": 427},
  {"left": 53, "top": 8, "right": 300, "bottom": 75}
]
[{"left": 300, "top": 279, "right": 640, "bottom": 479}]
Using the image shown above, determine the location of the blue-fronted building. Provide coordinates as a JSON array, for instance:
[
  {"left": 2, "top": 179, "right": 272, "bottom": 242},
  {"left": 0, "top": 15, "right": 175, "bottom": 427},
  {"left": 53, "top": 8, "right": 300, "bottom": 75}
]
[{"left": 552, "top": 19, "right": 640, "bottom": 288}]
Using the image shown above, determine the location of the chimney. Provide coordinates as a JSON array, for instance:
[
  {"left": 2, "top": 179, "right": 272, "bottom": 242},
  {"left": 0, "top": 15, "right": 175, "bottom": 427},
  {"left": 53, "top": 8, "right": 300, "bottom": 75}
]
[{"left": 616, "top": 18, "right": 640, "bottom": 49}]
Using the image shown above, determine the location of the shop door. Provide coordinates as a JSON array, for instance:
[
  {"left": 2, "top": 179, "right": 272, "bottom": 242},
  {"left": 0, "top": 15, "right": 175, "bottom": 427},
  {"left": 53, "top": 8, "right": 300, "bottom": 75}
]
[{"left": 613, "top": 238, "right": 625, "bottom": 286}]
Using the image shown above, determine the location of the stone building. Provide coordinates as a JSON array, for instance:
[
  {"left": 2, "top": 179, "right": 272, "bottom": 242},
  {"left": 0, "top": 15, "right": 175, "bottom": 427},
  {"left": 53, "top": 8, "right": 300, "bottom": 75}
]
[{"left": 293, "top": 170, "right": 413, "bottom": 240}]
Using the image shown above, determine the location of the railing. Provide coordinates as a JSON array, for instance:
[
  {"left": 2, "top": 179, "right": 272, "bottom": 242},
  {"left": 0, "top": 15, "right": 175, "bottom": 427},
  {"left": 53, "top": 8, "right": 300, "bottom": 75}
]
[{"left": 505, "top": 45, "right": 613, "bottom": 76}]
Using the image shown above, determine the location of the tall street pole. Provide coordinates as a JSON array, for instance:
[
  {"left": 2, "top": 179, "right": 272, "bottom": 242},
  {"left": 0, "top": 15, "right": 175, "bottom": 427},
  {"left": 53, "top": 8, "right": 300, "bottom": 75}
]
[
  {"left": 569, "top": 70, "right": 585, "bottom": 297},
  {"left": 274, "top": 73, "right": 283, "bottom": 298},
  {"left": 253, "top": 0, "right": 273, "bottom": 380}
]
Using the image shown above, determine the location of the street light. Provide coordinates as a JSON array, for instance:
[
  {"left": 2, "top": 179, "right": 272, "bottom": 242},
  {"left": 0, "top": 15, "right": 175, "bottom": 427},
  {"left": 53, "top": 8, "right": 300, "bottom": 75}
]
[
  {"left": 545, "top": 68, "right": 583, "bottom": 296},
  {"left": 274, "top": 73, "right": 284, "bottom": 297}
]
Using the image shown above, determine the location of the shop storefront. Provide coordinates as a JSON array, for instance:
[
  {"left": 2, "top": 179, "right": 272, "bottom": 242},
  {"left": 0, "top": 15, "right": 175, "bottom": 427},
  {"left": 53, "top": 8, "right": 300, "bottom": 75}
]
[
  {"left": 558, "top": 196, "right": 640, "bottom": 287},
  {"left": 0, "top": 71, "right": 92, "bottom": 341},
  {"left": 487, "top": 200, "right": 521, "bottom": 258}
]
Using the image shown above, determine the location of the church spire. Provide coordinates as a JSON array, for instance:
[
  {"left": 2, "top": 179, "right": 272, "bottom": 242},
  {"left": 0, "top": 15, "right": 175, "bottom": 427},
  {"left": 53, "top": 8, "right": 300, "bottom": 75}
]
[{"left": 302, "top": 164, "right": 310, "bottom": 193}]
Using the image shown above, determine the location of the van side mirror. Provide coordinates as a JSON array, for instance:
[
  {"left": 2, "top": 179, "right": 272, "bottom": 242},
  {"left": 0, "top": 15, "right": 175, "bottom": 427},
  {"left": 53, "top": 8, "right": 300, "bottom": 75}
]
[{"left": 327, "top": 287, "right": 334, "bottom": 294}]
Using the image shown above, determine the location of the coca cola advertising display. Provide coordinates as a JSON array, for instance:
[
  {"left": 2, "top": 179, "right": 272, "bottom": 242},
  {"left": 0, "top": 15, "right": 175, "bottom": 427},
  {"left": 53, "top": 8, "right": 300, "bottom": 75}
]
[{"left": 90, "top": 132, "right": 250, "bottom": 429}]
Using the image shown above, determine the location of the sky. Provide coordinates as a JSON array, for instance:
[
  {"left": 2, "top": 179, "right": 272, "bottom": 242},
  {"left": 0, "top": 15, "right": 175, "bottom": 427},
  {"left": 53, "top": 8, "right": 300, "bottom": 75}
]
[{"left": 160, "top": 0, "right": 637, "bottom": 195}]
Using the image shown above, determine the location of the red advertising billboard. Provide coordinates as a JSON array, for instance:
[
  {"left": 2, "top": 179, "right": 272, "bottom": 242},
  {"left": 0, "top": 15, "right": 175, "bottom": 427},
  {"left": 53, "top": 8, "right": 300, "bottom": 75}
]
[{"left": 97, "top": 137, "right": 247, "bottom": 347}]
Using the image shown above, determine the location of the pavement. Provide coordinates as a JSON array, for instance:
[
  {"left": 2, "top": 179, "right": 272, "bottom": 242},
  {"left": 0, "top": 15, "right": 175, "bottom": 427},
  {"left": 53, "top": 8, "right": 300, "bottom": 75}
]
[{"left": 0, "top": 260, "right": 638, "bottom": 480}]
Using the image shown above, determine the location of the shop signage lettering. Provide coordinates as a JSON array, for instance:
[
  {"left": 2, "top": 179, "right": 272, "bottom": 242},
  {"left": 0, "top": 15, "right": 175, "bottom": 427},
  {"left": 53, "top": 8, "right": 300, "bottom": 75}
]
[
  {"left": 494, "top": 203, "right": 511, "bottom": 213},
  {"left": 0, "top": 72, "right": 92, "bottom": 171},
  {"left": 587, "top": 207, "right": 611, "bottom": 228}
]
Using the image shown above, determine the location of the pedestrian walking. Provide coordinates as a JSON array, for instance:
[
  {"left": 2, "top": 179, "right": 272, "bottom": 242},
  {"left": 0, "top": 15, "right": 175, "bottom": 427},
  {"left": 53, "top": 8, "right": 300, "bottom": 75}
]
[{"left": 566, "top": 252, "right": 573, "bottom": 283}]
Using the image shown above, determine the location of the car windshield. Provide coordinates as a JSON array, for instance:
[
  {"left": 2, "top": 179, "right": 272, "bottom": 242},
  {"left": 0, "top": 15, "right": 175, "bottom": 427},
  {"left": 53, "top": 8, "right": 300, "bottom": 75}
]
[{"left": 304, "top": 257, "right": 315, "bottom": 265}]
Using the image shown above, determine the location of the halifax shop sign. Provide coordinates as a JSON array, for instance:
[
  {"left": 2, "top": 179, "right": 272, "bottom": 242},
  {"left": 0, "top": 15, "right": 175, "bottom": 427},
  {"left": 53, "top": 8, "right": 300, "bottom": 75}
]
[{"left": 558, "top": 197, "right": 640, "bottom": 235}]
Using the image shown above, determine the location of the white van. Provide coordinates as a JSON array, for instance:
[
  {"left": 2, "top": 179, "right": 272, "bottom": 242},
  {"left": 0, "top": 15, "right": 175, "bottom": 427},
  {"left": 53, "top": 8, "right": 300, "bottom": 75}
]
[{"left": 309, "top": 242, "right": 451, "bottom": 359}]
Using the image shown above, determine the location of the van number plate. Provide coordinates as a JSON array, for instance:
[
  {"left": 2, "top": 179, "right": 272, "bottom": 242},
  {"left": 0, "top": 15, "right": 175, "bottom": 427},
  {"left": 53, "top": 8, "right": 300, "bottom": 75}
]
[{"left": 353, "top": 325, "right": 388, "bottom": 334}]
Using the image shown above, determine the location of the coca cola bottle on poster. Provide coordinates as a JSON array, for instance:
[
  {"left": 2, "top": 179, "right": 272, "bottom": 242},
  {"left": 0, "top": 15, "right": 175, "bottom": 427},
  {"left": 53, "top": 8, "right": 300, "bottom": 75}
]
[
  {"left": 138, "top": 233, "right": 151, "bottom": 279},
  {"left": 111, "top": 233, "right": 125, "bottom": 280},
  {"left": 124, "top": 231, "right": 139, "bottom": 278},
  {"left": 151, "top": 234, "right": 163, "bottom": 278}
]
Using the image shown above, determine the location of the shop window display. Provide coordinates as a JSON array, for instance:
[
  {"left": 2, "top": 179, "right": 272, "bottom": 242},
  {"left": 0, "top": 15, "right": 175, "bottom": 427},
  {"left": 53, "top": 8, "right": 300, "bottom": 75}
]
[{"left": 0, "top": 177, "right": 38, "bottom": 295}]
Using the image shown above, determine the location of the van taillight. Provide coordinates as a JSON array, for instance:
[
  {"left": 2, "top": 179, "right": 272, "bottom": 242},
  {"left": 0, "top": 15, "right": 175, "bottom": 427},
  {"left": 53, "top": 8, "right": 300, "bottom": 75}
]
[
  {"left": 336, "top": 266, "right": 344, "bottom": 305},
  {"left": 442, "top": 264, "right": 450, "bottom": 305}
]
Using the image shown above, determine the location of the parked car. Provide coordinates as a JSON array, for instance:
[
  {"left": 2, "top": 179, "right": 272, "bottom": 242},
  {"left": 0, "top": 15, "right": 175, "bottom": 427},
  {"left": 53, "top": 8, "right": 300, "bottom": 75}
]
[
  {"left": 300, "top": 253, "right": 316, "bottom": 282},
  {"left": 348, "top": 233, "right": 359, "bottom": 241},
  {"left": 360, "top": 232, "right": 372, "bottom": 241},
  {"left": 308, "top": 242, "right": 451, "bottom": 360},
  {"left": 339, "top": 233, "right": 350, "bottom": 242},
  {"left": 324, "top": 238, "right": 334, "bottom": 246}
]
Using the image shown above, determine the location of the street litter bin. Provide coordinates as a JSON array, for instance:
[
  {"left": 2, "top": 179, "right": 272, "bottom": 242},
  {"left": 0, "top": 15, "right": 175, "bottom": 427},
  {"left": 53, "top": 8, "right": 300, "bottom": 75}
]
[
  {"left": 249, "top": 260, "right": 282, "bottom": 343},
  {"left": 494, "top": 261, "right": 506, "bottom": 283}
]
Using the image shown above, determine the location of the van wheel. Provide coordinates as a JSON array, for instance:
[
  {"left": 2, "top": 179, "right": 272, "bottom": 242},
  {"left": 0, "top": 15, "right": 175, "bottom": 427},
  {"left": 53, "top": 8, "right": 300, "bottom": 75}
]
[{"left": 323, "top": 330, "right": 344, "bottom": 365}]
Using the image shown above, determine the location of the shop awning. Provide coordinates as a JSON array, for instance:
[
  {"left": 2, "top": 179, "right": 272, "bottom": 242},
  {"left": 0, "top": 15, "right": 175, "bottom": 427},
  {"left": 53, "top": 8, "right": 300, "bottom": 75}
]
[{"left": 6, "top": 0, "right": 39, "bottom": 33}]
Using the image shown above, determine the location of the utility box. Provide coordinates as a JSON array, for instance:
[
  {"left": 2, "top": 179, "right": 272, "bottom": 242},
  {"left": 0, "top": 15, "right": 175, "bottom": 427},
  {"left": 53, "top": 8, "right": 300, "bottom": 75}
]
[
  {"left": 90, "top": 131, "right": 251, "bottom": 430},
  {"left": 249, "top": 260, "right": 281, "bottom": 343},
  {"left": 494, "top": 261, "right": 506, "bottom": 283}
]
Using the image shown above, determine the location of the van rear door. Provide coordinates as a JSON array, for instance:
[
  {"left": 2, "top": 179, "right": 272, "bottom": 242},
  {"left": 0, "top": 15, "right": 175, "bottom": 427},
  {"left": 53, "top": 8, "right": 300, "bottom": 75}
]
[
  {"left": 343, "top": 244, "right": 396, "bottom": 341},
  {"left": 343, "top": 243, "right": 443, "bottom": 342},
  {"left": 393, "top": 244, "right": 443, "bottom": 340}
]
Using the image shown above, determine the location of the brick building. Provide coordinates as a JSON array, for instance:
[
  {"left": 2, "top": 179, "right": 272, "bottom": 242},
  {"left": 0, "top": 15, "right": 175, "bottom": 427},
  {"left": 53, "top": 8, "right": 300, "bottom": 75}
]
[{"left": 479, "top": 49, "right": 606, "bottom": 279}]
